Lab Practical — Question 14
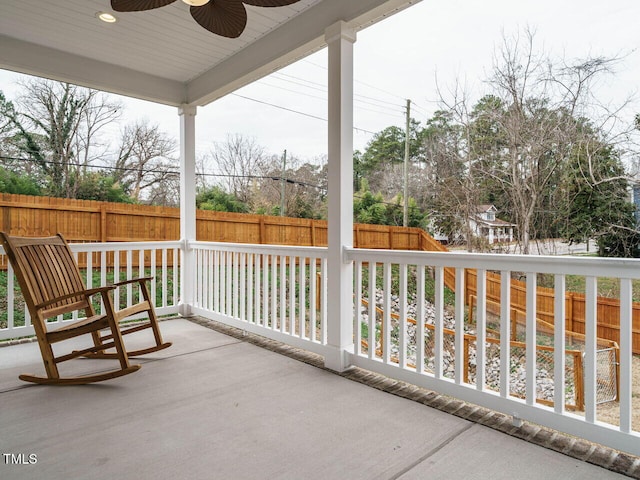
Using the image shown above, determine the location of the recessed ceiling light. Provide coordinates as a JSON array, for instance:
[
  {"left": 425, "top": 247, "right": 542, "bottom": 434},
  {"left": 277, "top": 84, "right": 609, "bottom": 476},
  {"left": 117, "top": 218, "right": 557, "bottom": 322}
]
[
  {"left": 182, "top": 0, "right": 210, "bottom": 6},
  {"left": 97, "top": 12, "right": 117, "bottom": 23}
]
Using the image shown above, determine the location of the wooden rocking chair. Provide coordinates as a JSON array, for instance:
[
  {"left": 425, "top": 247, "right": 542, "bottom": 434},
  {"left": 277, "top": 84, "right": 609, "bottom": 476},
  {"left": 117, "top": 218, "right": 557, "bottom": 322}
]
[{"left": 1, "top": 233, "right": 168, "bottom": 384}]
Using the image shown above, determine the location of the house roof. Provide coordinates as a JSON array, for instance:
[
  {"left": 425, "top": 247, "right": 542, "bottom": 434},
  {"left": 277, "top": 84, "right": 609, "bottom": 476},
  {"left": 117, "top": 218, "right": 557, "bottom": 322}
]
[
  {"left": 473, "top": 217, "right": 516, "bottom": 228},
  {"left": 471, "top": 205, "right": 516, "bottom": 228},
  {"left": 475, "top": 204, "right": 498, "bottom": 213},
  {"left": 0, "top": 0, "right": 419, "bottom": 107}
]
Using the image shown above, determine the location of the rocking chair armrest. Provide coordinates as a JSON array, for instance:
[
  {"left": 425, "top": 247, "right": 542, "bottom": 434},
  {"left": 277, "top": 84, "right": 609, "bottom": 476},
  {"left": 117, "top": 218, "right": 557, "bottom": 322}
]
[
  {"left": 112, "top": 276, "right": 154, "bottom": 288},
  {"left": 35, "top": 285, "right": 116, "bottom": 310}
]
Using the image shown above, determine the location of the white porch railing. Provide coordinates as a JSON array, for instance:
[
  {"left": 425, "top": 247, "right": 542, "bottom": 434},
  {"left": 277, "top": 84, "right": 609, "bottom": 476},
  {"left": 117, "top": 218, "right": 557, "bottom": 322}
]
[
  {"left": 346, "top": 248, "right": 640, "bottom": 456},
  {"left": 2, "top": 238, "right": 638, "bottom": 456},
  {"left": 191, "top": 241, "right": 639, "bottom": 457},
  {"left": 0, "top": 241, "right": 181, "bottom": 341},
  {"left": 190, "top": 241, "right": 329, "bottom": 356}
]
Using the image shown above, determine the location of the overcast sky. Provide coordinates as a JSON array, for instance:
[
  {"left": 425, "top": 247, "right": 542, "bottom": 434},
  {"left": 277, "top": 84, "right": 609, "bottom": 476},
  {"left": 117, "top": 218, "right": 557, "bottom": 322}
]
[{"left": 1, "top": 0, "right": 639, "bottom": 164}]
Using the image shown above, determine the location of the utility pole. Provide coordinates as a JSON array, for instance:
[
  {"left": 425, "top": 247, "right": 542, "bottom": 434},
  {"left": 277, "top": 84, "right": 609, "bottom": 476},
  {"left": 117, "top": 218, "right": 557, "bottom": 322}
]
[
  {"left": 280, "top": 149, "right": 287, "bottom": 216},
  {"left": 403, "top": 99, "right": 411, "bottom": 227}
]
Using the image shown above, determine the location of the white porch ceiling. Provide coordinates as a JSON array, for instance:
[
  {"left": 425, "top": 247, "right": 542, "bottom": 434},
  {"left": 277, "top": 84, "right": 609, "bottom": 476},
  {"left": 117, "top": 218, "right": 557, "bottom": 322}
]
[{"left": 0, "top": 0, "right": 419, "bottom": 107}]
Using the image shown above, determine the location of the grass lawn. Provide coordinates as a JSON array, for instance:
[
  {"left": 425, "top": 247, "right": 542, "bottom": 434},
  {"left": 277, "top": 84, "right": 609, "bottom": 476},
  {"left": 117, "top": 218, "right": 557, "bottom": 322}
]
[
  {"left": 537, "top": 273, "right": 640, "bottom": 302},
  {"left": 0, "top": 268, "right": 176, "bottom": 330}
]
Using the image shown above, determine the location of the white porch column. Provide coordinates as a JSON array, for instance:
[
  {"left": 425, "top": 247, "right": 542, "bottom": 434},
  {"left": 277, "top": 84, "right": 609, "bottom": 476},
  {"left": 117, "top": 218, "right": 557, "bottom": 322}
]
[
  {"left": 325, "top": 21, "right": 356, "bottom": 372},
  {"left": 179, "top": 104, "right": 197, "bottom": 317}
]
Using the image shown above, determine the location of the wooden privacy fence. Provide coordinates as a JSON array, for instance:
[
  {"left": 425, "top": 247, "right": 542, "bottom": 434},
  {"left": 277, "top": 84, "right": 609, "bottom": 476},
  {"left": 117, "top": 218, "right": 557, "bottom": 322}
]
[
  {"left": 403, "top": 229, "right": 640, "bottom": 355},
  {"left": 0, "top": 193, "right": 442, "bottom": 247},
  {"left": 462, "top": 268, "right": 640, "bottom": 355},
  {"left": 1, "top": 193, "right": 639, "bottom": 353}
]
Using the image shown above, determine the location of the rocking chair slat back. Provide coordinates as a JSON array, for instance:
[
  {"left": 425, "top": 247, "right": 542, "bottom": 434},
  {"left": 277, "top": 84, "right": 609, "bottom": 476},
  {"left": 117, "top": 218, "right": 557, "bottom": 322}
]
[{"left": 7, "top": 235, "right": 90, "bottom": 318}]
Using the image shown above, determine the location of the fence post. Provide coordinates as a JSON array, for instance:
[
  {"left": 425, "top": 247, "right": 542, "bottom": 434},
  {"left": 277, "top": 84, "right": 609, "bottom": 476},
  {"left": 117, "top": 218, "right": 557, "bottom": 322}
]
[
  {"left": 259, "top": 217, "right": 266, "bottom": 244},
  {"left": 463, "top": 336, "right": 470, "bottom": 383},
  {"left": 465, "top": 269, "right": 473, "bottom": 306},
  {"left": 575, "top": 351, "right": 585, "bottom": 411},
  {"left": 567, "top": 293, "right": 574, "bottom": 333}
]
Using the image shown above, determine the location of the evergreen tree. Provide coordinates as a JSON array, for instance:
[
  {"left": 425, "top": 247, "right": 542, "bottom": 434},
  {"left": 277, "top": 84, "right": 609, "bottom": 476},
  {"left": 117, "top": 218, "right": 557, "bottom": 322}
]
[
  {"left": 558, "top": 141, "right": 639, "bottom": 257},
  {"left": 0, "top": 168, "right": 42, "bottom": 196},
  {"left": 75, "top": 172, "right": 133, "bottom": 203},
  {"left": 353, "top": 181, "right": 387, "bottom": 225},
  {"left": 197, "top": 186, "right": 248, "bottom": 213},
  {"left": 357, "top": 120, "right": 426, "bottom": 177}
]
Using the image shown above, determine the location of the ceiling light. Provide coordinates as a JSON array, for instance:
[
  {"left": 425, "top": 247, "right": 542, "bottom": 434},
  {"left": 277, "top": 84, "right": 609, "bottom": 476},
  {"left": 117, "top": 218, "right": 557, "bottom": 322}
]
[
  {"left": 97, "top": 12, "right": 118, "bottom": 23},
  {"left": 182, "top": 0, "right": 210, "bottom": 6}
]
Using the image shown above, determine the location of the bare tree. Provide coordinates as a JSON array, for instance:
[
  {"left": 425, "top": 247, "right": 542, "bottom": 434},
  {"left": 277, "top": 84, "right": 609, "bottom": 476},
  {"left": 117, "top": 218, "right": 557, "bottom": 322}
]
[
  {"left": 255, "top": 154, "right": 326, "bottom": 218},
  {"left": 113, "top": 120, "right": 177, "bottom": 202},
  {"left": 205, "top": 134, "right": 268, "bottom": 206},
  {"left": 145, "top": 173, "right": 181, "bottom": 207},
  {"left": 7, "top": 79, "right": 121, "bottom": 197},
  {"left": 428, "top": 81, "right": 484, "bottom": 251},
  {"left": 487, "top": 29, "right": 633, "bottom": 253},
  {"left": 432, "top": 28, "right": 637, "bottom": 253},
  {"left": 0, "top": 92, "right": 23, "bottom": 172}
]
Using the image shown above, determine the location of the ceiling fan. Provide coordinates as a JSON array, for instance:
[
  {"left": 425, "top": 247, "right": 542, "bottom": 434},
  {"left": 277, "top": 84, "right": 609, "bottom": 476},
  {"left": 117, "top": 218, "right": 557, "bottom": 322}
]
[{"left": 110, "top": 0, "right": 302, "bottom": 38}]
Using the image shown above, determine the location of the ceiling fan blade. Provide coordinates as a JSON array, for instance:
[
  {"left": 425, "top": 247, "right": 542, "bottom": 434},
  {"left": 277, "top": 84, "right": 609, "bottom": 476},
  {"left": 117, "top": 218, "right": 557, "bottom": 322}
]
[
  {"left": 242, "top": 0, "right": 302, "bottom": 6},
  {"left": 111, "top": 0, "right": 177, "bottom": 12},
  {"left": 190, "top": 0, "right": 247, "bottom": 38}
]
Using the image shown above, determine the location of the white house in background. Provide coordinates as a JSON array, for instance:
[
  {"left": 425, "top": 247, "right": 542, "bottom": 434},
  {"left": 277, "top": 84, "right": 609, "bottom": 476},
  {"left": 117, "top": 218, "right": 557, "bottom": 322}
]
[{"left": 469, "top": 204, "right": 515, "bottom": 244}]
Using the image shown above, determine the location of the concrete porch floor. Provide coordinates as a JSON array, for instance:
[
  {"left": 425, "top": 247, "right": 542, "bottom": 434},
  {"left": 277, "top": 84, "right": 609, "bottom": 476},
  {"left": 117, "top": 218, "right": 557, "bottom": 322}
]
[{"left": 0, "top": 317, "right": 637, "bottom": 480}]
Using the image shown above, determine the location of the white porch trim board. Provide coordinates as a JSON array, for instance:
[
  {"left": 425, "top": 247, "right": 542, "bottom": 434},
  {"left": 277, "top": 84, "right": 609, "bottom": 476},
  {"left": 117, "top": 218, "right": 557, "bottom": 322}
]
[
  {"left": 324, "top": 21, "right": 357, "bottom": 372},
  {"left": 179, "top": 105, "right": 198, "bottom": 317}
]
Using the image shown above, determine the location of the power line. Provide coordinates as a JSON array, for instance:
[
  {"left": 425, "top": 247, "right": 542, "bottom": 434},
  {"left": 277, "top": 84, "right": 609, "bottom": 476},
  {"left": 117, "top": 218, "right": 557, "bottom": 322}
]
[
  {"left": 257, "top": 81, "right": 328, "bottom": 103},
  {"left": 255, "top": 71, "right": 406, "bottom": 118},
  {"left": 230, "top": 93, "right": 378, "bottom": 135},
  {"left": 355, "top": 104, "right": 405, "bottom": 119},
  {"left": 270, "top": 73, "right": 327, "bottom": 94},
  {"left": 301, "top": 59, "right": 405, "bottom": 103},
  {"left": 1, "top": 154, "right": 178, "bottom": 176},
  {"left": 0, "top": 154, "right": 326, "bottom": 189},
  {"left": 3, "top": 155, "right": 434, "bottom": 204},
  {"left": 355, "top": 96, "right": 405, "bottom": 114},
  {"left": 262, "top": 76, "right": 404, "bottom": 117},
  {"left": 272, "top": 71, "right": 404, "bottom": 109},
  {"left": 231, "top": 93, "right": 327, "bottom": 122}
]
